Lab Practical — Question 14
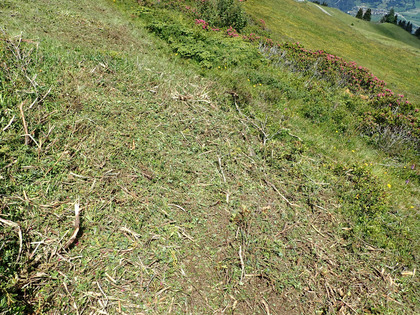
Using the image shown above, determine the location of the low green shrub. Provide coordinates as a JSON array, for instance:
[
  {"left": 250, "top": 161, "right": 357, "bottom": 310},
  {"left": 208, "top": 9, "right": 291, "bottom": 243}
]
[
  {"left": 198, "top": 0, "right": 248, "bottom": 31},
  {"left": 146, "top": 19, "right": 262, "bottom": 68}
]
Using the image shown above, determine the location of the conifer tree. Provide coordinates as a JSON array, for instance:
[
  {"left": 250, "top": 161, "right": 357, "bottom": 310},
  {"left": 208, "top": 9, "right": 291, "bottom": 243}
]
[
  {"left": 406, "top": 22, "right": 413, "bottom": 33},
  {"left": 381, "top": 8, "right": 397, "bottom": 24},
  {"left": 415, "top": 27, "right": 420, "bottom": 39},
  {"left": 355, "top": 8, "right": 363, "bottom": 19},
  {"left": 363, "top": 8, "right": 372, "bottom": 21},
  {"left": 388, "top": 8, "right": 395, "bottom": 22}
]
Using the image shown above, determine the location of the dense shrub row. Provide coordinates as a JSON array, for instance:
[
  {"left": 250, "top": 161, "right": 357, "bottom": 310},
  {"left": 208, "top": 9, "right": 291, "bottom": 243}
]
[
  {"left": 146, "top": 21, "right": 263, "bottom": 68},
  {"left": 259, "top": 43, "right": 419, "bottom": 150}
]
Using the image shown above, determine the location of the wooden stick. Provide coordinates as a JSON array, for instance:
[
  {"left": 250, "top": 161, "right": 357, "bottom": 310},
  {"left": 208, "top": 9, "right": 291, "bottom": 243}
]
[{"left": 18, "top": 100, "right": 30, "bottom": 145}]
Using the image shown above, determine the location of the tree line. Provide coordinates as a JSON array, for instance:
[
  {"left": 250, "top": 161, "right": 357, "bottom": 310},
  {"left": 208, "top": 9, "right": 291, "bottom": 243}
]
[
  {"left": 311, "top": 1, "right": 329, "bottom": 6},
  {"left": 355, "top": 7, "right": 420, "bottom": 39},
  {"left": 381, "top": 8, "right": 420, "bottom": 38},
  {"left": 355, "top": 8, "right": 372, "bottom": 21}
]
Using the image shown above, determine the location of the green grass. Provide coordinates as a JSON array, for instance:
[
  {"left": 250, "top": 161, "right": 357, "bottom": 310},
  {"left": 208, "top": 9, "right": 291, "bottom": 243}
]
[{"left": 0, "top": 0, "right": 419, "bottom": 313}]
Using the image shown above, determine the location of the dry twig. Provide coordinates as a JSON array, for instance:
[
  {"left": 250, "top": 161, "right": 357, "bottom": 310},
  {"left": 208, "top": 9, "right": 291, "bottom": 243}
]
[
  {"left": 260, "top": 298, "right": 271, "bottom": 315},
  {"left": 0, "top": 217, "right": 23, "bottom": 262},
  {"left": 168, "top": 203, "right": 187, "bottom": 212},
  {"left": 311, "top": 224, "right": 326, "bottom": 238},
  {"left": 29, "top": 87, "right": 51, "bottom": 109},
  {"left": 218, "top": 155, "right": 226, "bottom": 183},
  {"left": 62, "top": 202, "right": 81, "bottom": 250},
  {"left": 119, "top": 226, "right": 141, "bottom": 240},
  {"left": 18, "top": 100, "right": 30, "bottom": 145},
  {"left": 263, "top": 178, "right": 300, "bottom": 207},
  {"left": 2, "top": 115, "right": 15, "bottom": 132},
  {"left": 239, "top": 245, "right": 245, "bottom": 284},
  {"left": 97, "top": 281, "right": 109, "bottom": 311}
]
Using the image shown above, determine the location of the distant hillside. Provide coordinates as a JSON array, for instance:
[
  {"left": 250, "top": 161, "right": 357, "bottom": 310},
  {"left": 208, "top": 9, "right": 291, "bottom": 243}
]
[
  {"left": 244, "top": 0, "right": 420, "bottom": 103},
  {"left": 322, "top": 0, "right": 420, "bottom": 25},
  {"left": 324, "top": 0, "right": 415, "bottom": 11}
]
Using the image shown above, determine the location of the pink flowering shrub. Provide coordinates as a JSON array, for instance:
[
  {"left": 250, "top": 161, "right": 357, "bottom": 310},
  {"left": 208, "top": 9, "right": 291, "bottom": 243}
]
[
  {"left": 226, "top": 26, "right": 240, "bottom": 37},
  {"left": 257, "top": 42, "right": 419, "bottom": 148},
  {"left": 195, "top": 19, "right": 209, "bottom": 29}
]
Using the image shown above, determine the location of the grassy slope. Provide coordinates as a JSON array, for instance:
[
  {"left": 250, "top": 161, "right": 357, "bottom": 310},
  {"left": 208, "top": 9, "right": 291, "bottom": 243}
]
[
  {"left": 0, "top": 0, "right": 419, "bottom": 314},
  {"left": 244, "top": 0, "right": 420, "bottom": 103}
]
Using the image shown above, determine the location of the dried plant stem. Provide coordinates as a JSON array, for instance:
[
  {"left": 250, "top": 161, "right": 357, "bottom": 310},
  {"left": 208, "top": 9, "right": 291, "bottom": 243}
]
[
  {"left": 29, "top": 87, "right": 51, "bottom": 109},
  {"left": 239, "top": 245, "right": 245, "bottom": 284},
  {"left": 119, "top": 226, "right": 141, "bottom": 240},
  {"left": 0, "top": 217, "right": 23, "bottom": 263},
  {"left": 261, "top": 298, "right": 271, "bottom": 315},
  {"left": 218, "top": 156, "right": 226, "bottom": 183},
  {"left": 19, "top": 100, "right": 30, "bottom": 145},
  {"left": 2, "top": 115, "right": 15, "bottom": 132},
  {"left": 168, "top": 203, "right": 187, "bottom": 212},
  {"left": 97, "top": 281, "right": 109, "bottom": 310},
  {"left": 263, "top": 178, "right": 300, "bottom": 207},
  {"left": 63, "top": 202, "right": 81, "bottom": 250}
]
